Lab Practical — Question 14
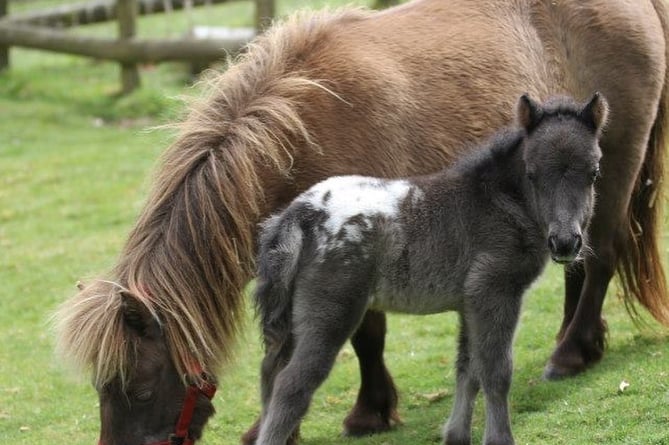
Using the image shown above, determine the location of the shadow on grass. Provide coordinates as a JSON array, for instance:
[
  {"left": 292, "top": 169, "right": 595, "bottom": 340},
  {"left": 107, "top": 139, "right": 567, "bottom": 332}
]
[
  {"left": 220, "top": 332, "right": 667, "bottom": 445},
  {"left": 512, "top": 330, "right": 667, "bottom": 418}
]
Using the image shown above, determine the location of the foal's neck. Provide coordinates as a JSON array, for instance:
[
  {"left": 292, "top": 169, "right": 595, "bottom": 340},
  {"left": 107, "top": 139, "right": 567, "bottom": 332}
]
[
  {"left": 461, "top": 128, "right": 526, "bottom": 194},
  {"left": 459, "top": 129, "right": 537, "bottom": 225}
]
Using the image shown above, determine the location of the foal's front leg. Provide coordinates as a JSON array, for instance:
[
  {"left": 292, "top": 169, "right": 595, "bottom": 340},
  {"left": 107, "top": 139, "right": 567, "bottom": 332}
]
[
  {"left": 444, "top": 314, "right": 480, "bottom": 445},
  {"left": 468, "top": 292, "right": 523, "bottom": 445}
]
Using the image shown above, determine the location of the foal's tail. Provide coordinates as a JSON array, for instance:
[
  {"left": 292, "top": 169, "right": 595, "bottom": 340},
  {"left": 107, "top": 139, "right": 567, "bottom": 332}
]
[
  {"left": 255, "top": 215, "right": 304, "bottom": 342},
  {"left": 621, "top": 0, "right": 669, "bottom": 325}
]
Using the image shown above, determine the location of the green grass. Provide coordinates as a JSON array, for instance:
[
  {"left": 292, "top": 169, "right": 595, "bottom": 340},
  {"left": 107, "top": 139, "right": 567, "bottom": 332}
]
[{"left": 1, "top": 1, "right": 669, "bottom": 444}]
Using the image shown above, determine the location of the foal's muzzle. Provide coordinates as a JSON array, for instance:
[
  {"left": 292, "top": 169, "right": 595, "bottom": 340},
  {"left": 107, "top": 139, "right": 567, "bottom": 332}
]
[{"left": 548, "top": 231, "right": 582, "bottom": 264}]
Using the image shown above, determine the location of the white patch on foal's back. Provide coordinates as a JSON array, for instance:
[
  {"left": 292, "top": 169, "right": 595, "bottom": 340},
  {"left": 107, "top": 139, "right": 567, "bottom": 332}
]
[{"left": 299, "top": 176, "right": 414, "bottom": 238}]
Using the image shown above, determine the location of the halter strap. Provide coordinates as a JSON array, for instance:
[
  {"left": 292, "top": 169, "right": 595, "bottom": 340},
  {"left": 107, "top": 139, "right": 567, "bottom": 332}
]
[{"left": 146, "top": 371, "right": 217, "bottom": 445}]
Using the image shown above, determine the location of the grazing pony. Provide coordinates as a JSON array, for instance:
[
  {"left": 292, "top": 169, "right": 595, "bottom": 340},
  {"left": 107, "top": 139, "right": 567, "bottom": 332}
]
[
  {"left": 54, "top": 1, "right": 669, "bottom": 444},
  {"left": 253, "top": 94, "right": 608, "bottom": 445}
]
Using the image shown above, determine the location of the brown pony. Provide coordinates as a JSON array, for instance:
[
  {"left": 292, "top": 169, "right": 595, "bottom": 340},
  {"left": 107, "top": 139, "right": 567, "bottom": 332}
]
[{"left": 55, "top": 1, "right": 669, "bottom": 444}]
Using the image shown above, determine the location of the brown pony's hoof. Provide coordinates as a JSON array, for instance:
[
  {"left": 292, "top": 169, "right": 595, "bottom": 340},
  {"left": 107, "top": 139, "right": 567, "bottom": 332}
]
[
  {"left": 543, "top": 329, "right": 606, "bottom": 380},
  {"left": 342, "top": 406, "right": 400, "bottom": 437}
]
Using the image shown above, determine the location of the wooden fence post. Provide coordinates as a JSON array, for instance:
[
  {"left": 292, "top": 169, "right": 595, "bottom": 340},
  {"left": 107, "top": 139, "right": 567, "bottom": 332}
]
[
  {"left": 117, "top": 0, "right": 140, "bottom": 93},
  {"left": 0, "top": 0, "right": 8, "bottom": 70},
  {"left": 254, "top": 0, "right": 274, "bottom": 32}
]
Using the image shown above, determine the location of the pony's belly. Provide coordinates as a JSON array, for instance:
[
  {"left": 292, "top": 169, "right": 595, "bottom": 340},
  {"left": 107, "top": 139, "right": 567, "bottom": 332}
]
[{"left": 368, "top": 290, "right": 460, "bottom": 315}]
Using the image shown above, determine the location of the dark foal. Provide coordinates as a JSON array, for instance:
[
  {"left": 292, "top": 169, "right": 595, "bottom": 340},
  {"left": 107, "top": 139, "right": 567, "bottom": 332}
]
[{"left": 253, "top": 94, "right": 608, "bottom": 445}]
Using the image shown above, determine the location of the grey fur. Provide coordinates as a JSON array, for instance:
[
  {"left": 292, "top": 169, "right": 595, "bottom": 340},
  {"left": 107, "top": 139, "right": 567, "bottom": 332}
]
[{"left": 254, "top": 94, "right": 606, "bottom": 445}]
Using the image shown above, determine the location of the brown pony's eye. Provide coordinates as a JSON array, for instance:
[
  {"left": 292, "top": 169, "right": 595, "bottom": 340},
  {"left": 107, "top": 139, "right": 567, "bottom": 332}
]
[{"left": 135, "top": 389, "right": 153, "bottom": 402}]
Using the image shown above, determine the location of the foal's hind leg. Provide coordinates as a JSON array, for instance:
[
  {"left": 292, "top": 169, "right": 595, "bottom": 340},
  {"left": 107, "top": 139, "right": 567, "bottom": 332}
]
[
  {"left": 257, "top": 284, "right": 370, "bottom": 444},
  {"left": 242, "top": 337, "right": 299, "bottom": 445},
  {"left": 343, "top": 310, "right": 400, "bottom": 436},
  {"left": 444, "top": 315, "right": 480, "bottom": 445}
]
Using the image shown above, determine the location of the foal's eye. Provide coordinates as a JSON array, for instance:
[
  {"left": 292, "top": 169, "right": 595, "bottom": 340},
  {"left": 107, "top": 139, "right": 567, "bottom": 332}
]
[
  {"left": 526, "top": 171, "right": 536, "bottom": 182},
  {"left": 134, "top": 389, "right": 154, "bottom": 402},
  {"left": 590, "top": 166, "right": 601, "bottom": 183}
]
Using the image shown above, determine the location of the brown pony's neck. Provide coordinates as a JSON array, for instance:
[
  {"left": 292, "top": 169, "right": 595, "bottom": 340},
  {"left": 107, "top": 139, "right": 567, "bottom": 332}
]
[{"left": 105, "top": 11, "right": 370, "bottom": 383}]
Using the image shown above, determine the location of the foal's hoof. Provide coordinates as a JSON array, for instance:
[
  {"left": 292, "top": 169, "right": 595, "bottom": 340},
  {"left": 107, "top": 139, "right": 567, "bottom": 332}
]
[
  {"left": 342, "top": 407, "right": 399, "bottom": 437},
  {"left": 240, "top": 421, "right": 259, "bottom": 445},
  {"left": 240, "top": 424, "right": 300, "bottom": 445}
]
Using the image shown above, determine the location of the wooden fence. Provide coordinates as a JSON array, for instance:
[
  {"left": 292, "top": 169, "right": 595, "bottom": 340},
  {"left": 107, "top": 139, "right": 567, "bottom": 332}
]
[{"left": 0, "top": 0, "right": 275, "bottom": 92}]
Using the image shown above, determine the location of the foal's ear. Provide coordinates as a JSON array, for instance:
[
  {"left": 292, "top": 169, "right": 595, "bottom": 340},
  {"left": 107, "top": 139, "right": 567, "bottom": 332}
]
[
  {"left": 120, "top": 291, "right": 157, "bottom": 337},
  {"left": 580, "top": 92, "right": 609, "bottom": 132},
  {"left": 517, "top": 94, "right": 543, "bottom": 132}
]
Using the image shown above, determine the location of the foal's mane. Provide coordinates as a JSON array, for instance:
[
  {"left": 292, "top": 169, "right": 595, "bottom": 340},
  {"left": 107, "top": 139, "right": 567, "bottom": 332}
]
[
  {"left": 451, "top": 128, "right": 524, "bottom": 179},
  {"left": 54, "top": 8, "right": 370, "bottom": 388},
  {"left": 452, "top": 96, "right": 590, "bottom": 179}
]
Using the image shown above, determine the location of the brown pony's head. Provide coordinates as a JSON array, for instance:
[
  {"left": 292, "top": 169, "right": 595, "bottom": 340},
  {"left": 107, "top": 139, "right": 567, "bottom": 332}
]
[{"left": 55, "top": 281, "right": 216, "bottom": 445}]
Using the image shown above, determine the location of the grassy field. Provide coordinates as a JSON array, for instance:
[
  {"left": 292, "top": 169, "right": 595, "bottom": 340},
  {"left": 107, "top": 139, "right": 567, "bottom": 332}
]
[{"left": 1, "top": 1, "right": 669, "bottom": 444}]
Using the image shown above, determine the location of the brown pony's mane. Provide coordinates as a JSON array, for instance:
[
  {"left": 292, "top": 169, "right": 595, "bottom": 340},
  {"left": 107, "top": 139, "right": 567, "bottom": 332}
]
[{"left": 54, "top": 8, "right": 370, "bottom": 389}]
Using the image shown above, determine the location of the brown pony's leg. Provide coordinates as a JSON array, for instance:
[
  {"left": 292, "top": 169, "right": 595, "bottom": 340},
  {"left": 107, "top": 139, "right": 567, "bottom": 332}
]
[
  {"left": 343, "top": 310, "right": 400, "bottom": 436},
  {"left": 545, "top": 125, "right": 646, "bottom": 379},
  {"left": 545, "top": 258, "right": 611, "bottom": 380},
  {"left": 556, "top": 263, "right": 587, "bottom": 342}
]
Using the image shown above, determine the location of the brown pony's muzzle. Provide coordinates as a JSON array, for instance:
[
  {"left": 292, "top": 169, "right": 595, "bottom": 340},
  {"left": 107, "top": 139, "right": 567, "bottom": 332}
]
[{"left": 98, "top": 376, "right": 217, "bottom": 445}]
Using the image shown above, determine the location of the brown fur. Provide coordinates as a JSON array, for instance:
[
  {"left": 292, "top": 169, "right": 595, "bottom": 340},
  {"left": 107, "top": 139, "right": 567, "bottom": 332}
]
[
  {"left": 620, "top": 0, "right": 669, "bottom": 324},
  {"left": 54, "top": 0, "right": 669, "bottom": 441}
]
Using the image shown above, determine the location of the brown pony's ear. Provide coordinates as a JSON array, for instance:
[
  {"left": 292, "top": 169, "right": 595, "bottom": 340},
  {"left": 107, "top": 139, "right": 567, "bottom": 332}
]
[
  {"left": 120, "top": 291, "right": 157, "bottom": 337},
  {"left": 517, "top": 93, "right": 543, "bottom": 132},
  {"left": 580, "top": 92, "right": 609, "bottom": 132}
]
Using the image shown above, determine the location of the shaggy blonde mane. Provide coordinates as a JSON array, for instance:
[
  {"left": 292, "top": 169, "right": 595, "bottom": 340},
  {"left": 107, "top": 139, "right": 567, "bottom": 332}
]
[{"left": 54, "top": 7, "right": 371, "bottom": 389}]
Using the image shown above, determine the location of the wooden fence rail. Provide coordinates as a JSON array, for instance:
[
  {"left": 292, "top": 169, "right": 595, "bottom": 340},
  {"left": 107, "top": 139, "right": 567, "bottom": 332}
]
[
  {"left": 0, "top": 22, "right": 249, "bottom": 63},
  {"left": 0, "top": 0, "right": 273, "bottom": 92},
  {"left": 6, "top": 0, "right": 240, "bottom": 28}
]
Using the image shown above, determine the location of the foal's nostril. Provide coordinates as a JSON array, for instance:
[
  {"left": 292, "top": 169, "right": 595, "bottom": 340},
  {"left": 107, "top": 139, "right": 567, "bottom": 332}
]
[
  {"left": 573, "top": 234, "right": 583, "bottom": 253},
  {"left": 548, "top": 234, "right": 558, "bottom": 253}
]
